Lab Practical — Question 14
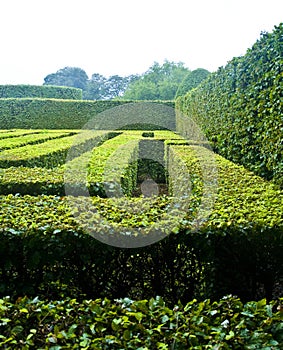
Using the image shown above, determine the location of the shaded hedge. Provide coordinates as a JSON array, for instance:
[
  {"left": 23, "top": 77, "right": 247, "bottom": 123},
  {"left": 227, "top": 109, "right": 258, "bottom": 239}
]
[
  {"left": 176, "top": 23, "right": 283, "bottom": 188},
  {"left": 0, "top": 99, "right": 175, "bottom": 130},
  {"left": 0, "top": 85, "right": 82, "bottom": 100}
]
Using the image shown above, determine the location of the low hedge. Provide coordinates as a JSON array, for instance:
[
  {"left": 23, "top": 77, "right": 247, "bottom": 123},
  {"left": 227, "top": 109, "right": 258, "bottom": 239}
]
[
  {"left": 0, "top": 85, "right": 82, "bottom": 100},
  {"left": 169, "top": 144, "right": 283, "bottom": 301},
  {"left": 0, "top": 130, "right": 180, "bottom": 196},
  {"left": 0, "top": 99, "right": 175, "bottom": 129},
  {"left": 0, "top": 130, "right": 47, "bottom": 140},
  {"left": 0, "top": 295, "right": 282, "bottom": 349},
  {"left": 86, "top": 133, "right": 141, "bottom": 197},
  {"left": 0, "top": 131, "right": 110, "bottom": 168},
  {"left": 0, "top": 143, "right": 282, "bottom": 303},
  {"left": 0, "top": 131, "right": 73, "bottom": 151}
]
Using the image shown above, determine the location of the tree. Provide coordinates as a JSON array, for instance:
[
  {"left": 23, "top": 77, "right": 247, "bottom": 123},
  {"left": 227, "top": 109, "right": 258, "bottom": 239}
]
[
  {"left": 175, "top": 68, "right": 210, "bottom": 98},
  {"left": 105, "top": 75, "right": 137, "bottom": 99},
  {"left": 43, "top": 67, "right": 89, "bottom": 90},
  {"left": 83, "top": 73, "right": 108, "bottom": 100},
  {"left": 122, "top": 60, "right": 190, "bottom": 100},
  {"left": 84, "top": 73, "right": 139, "bottom": 100}
]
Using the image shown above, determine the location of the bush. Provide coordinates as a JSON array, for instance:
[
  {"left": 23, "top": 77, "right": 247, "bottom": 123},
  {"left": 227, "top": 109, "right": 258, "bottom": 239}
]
[
  {"left": 0, "top": 295, "right": 282, "bottom": 349},
  {"left": 175, "top": 68, "right": 210, "bottom": 98},
  {"left": 0, "top": 143, "right": 282, "bottom": 303},
  {"left": 0, "top": 99, "right": 175, "bottom": 130},
  {"left": 176, "top": 23, "right": 283, "bottom": 188},
  {"left": 0, "top": 84, "right": 82, "bottom": 99}
]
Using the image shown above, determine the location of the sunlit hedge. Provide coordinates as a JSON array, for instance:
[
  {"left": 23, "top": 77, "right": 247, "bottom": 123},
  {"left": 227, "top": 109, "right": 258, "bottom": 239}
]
[
  {"left": 0, "top": 84, "right": 82, "bottom": 99},
  {"left": 176, "top": 23, "right": 283, "bottom": 187},
  {"left": 0, "top": 144, "right": 282, "bottom": 303},
  {"left": 0, "top": 295, "right": 282, "bottom": 349}
]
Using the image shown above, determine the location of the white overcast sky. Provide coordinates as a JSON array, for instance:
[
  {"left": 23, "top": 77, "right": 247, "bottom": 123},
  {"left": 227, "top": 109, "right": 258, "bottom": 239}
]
[{"left": 0, "top": 0, "right": 282, "bottom": 85}]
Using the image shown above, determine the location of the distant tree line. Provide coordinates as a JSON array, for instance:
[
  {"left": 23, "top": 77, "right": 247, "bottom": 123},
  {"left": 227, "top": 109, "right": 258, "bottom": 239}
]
[{"left": 43, "top": 61, "right": 210, "bottom": 100}]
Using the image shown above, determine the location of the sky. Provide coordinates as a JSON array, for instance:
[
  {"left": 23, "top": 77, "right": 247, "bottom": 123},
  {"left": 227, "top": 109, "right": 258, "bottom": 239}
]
[{"left": 0, "top": 0, "right": 282, "bottom": 85}]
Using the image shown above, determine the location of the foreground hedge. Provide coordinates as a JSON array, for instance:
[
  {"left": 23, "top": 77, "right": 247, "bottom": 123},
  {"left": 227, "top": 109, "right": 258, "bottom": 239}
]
[
  {"left": 0, "top": 85, "right": 82, "bottom": 100},
  {"left": 0, "top": 99, "right": 175, "bottom": 129},
  {"left": 0, "top": 144, "right": 282, "bottom": 302},
  {"left": 176, "top": 23, "right": 283, "bottom": 187},
  {"left": 0, "top": 295, "right": 282, "bottom": 349}
]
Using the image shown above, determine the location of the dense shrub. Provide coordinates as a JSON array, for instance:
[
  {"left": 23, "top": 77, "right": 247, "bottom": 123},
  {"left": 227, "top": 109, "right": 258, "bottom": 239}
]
[
  {"left": 0, "top": 131, "right": 178, "bottom": 196},
  {"left": 0, "top": 144, "right": 282, "bottom": 303},
  {"left": 175, "top": 68, "right": 210, "bottom": 98},
  {"left": 176, "top": 23, "right": 283, "bottom": 187},
  {"left": 0, "top": 84, "right": 82, "bottom": 100},
  {"left": 0, "top": 99, "right": 175, "bottom": 129},
  {"left": 0, "top": 295, "right": 282, "bottom": 349}
]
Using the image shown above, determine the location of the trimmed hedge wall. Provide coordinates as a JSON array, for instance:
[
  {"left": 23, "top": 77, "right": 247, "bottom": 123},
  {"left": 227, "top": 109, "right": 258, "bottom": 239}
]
[
  {"left": 0, "top": 85, "right": 82, "bottom": 100},
  {"left": 0, "top": 99, "right": 175, "bottom": 130},
  {"left": 176, "top": 23, "right": 283, "bottom": 188},
  {"left": 0, "top": 144, "right": 282, "bottom": 303}
]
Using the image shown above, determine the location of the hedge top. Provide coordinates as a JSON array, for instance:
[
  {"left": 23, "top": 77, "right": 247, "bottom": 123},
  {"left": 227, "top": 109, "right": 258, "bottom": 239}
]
[{"left": 0, "top": 84, "right": 82, "bottom": 100}]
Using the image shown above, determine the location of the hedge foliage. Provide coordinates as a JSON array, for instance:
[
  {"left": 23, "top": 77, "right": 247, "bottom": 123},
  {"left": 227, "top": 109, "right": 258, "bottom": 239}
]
[
  {"left": 176, "top": 23, "right": 283, "bottom": 188},
  {"left": 0, "top": 85, "right": 82, "bottom": 100},
  {"left": 0, "top": 131, "right": 111, "bottom": 169},
  {"left": 175, "top": 68, "right": 210, "bottom": 98},
  {"left": 169, "top": 144, "right": 283, "bottom": 301},
  {"left": 0, "top": 295, "right": 282, "bottom": 349},
  {"left": 0, "top": 130, "right": 177, "bottom": 196},
  {"left": 0, "top": 131, "right": 73, "bottom": 151},
  {"left": 0, "top": 142, "right": 282, "bottom": 302},
  {"left": 0, "top": 99, "right": 175, "bottom": 129}
]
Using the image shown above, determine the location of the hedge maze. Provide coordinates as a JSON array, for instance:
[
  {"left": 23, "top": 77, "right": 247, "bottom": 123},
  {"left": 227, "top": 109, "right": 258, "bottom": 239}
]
[
  {"left": 0, "top": 127, "right": 282, "bottom": 297},
  {"left": 0, "top": 126, "right": 282, "bottom": 348},
  {"left": 0, "top": 23, "right": 282, "bottom": 348}
]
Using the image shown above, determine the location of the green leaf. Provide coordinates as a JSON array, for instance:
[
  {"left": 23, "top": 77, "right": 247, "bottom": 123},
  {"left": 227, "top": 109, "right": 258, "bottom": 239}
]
[
  {"left": 161, "top": 315, "right": 169, "bottom": 323},
  {"left": 11, "top": 325, "right": 24, "bottom": 335},
  {"left": 123, "top": 329, "right": 132, "bottom": 341}
]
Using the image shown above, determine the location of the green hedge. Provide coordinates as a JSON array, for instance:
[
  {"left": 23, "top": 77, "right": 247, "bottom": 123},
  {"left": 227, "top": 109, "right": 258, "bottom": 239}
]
[
  {"left": 0, "top": 295, "right": 282, "bottom": 349},
  {"left": 0, "top": 85, "right": 82, "bottom": 100},
  {"left": 0, "top": 130, "right": 48, "bottom": 139},
  {"left": 176, "top": 23, "right": 283, "bottom": 188},
  {"left": 169, "top": 144, "right": 283, "bottom": 300},
  {"left": 0, "top": 99, "right": 175, "bottom": 130},
  {"left": 0, "top": 131, "right": 111, "bottom": 168},
  {"left": 0, "top": 144, "right": 282, "bottom": 302},
  {"left": 65, "top": 132, "right": 140, "bottom": 197},
  {"left": 0, "top": 130, "right": 179, "bottom": 196},
  {"left": 0, "top": 131, "right": 73, "bottom": 151}
]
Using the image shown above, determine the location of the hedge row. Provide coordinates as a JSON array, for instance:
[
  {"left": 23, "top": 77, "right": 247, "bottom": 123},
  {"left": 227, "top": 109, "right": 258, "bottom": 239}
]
[
  {"left": 0, "top": 130, "right": 179, "bottom": 196},
  {"left": 0, "top": 131, "right": 74, "bottom": 151},
  {"left": 0, "top": 85, "right": 82, "bottom": 100},
  {"left": 176, "top": 23, "right": 283, "bottom": 188},
  {"left": 0, "top": 99, "right": 175, "bottom": 129},
  {"left": 0, "top": 295, "right": 282, "bottom": 349},
  {"left": 0, "top": 130, "right": 48, "bottom": 140},
  {"left": 65, "top": 132, "right": 140, "bottom": 197},
  {"left": 0, "top": 131, "right": 110, "bottom": 168},
  {"left": 0, "top": 143, "right": 282, "bottom": 302},
  {"left": 169, "top": 144, "right": 283, "bottom": 300}
]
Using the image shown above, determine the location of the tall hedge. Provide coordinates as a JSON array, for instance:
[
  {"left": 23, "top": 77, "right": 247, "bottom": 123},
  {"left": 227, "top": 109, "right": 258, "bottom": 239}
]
[
  {"left": 0, "top": 99, "right": 175, "bottom": 129},
  {"left": 0, "top": 85, "right": 82, "bottom": 100},
  {"left": 176, "top": 23, "right": 283, "bottom": 187}
]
